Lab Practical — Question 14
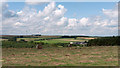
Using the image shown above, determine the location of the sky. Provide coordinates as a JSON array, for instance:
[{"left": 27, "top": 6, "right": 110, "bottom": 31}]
[
  {"left": 7, "top": 2, "right": 116, "bottom": 18},
  {"left": 1, "top": 2, "right": 118, "bottom": 36}
]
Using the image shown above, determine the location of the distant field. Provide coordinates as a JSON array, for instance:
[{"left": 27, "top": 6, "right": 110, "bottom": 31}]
[
  {"left": 16, "top": 36, "right": 60, "bottom": 41},
  {"left": 76, "top": 37, "right": 95, "bottom": 40},
  {"left": 2, "top": 46, "right": 118, "bottom": 66},
  {"left": 17, "top": 37, "right": 92, "bottom": 44},
  {"left": 17, "top": 38, "right": 43, "bottom": 41},
  {"left": 55, "top": 38, "right": 89, "bottom": 42},
  {"left": 0, "top": 39, "right": 8, "bottom": 41},
  {"left": 34, "top": 37, "right": 91, "bottom": 44},
  {"left": 35, "top": 39, "right": 69, "bottom": 44}
]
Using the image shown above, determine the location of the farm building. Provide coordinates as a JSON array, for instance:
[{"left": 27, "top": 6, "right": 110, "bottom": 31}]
[
  {"left": 68, "top": 41, "right": 87, "bottom": 47},
  {"left": 70, "top": 42, "right": 87, "bottom": 45}
]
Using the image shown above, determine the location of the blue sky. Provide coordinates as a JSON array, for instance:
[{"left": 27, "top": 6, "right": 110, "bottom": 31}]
[
  {"left": 7, "top": 2, "right": 116, "bottom": 19},
  {"left": 2, "top": 2, "right": 118, "bottom": 36},
  {"left": 4, "top": 0, "right": 120, "bottom": 2}
]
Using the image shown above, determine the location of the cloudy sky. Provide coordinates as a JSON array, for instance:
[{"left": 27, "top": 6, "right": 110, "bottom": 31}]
[{"left": 1, "top": 2, "right": 118, "bottom": 36}]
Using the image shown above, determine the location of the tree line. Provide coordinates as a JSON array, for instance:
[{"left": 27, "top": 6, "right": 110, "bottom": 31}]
[{"left": 87, "top": 36, "right": 120, "bottom": 46}]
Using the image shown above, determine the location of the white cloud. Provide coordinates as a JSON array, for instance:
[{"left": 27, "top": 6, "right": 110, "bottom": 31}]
[
  {"left": 102, "top": 8, "right": 118, "bottom": 18},
  {"left": 68, "top": 18, "right": 77, "bottom": 27},
  {"left": 58, "top": 4, "right": 64, "bottom": 9},
  {"left": 14, "top": 22, "right": 23, "bottom": 26},
  {"left": 80, "top": 17, "right": 88, "bottom": 23},
  {"left": 79, "top": 17, "right": 89, "bottom": 26},
  {"left": 2, "top": 2, "right": 118, "bottom": 36},
  {"left": 16, "top": 11, "right": 23, "bottom": 15},
  {"left": 57, "top": 17, "right": 67, "bottom": 26},
  {"left": 42, "top": 2, "right": 55, "bottom": 16},
  {"left": 44, "top": 16, "right": 50, "bottom": 21},
  {"left": 53, "top": 4, "right": 67, "bottom": 17},
  {"left": 25, "top": 0, "right": 51, "bottom": 5}
]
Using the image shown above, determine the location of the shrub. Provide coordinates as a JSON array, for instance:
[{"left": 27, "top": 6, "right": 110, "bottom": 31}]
[
  {"left": 19, "top": 39, "right": 26, "bottom": 42},
  {"left": 8, "top": 37, "right": 17, "bottom": 41},
  {"left": 54, "top": 43, "right": 68, "bottom": 47},
  {"left": 72, "top": 44, "right": 87, "bottom": 47},
  {"left": 35, "top": 42, "right": 44, "bottom": 45},
  {"left": 2, "top": 41, "right": 36, "bottom": 48}
]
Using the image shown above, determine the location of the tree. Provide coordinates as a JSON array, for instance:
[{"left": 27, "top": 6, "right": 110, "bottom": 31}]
[{"left": 8, "top": 37, "right": 17, "bottom": 41}]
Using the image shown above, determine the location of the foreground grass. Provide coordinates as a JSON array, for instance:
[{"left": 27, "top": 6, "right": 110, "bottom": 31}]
[{"left": 2, "top": 46, "right": 118, "bottom": 66}]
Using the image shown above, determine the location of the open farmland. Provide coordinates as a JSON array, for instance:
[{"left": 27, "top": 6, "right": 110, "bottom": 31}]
[
  {"left": 34, "top": 37, "right": 93, "bottom": 44},
  {"left": 2, "top": 35, "right": 119, "bottom": 66},
  {"left": 35, "top": 39, "right": 70, "bottom": 44},
  {"left": 17, "top": 38, "right": 43, "bottom": 41},
  {"left": 17, "top": 37, "right": 92, "bottom": 44},
  {"left": 0, "top": 39, "right": 8, "bottom": 41},
  {"left": 34, "top": 38, "right": 88, "bottom": 44},
  {"left": 2, "top": 46, "right": 118, "bottom": 66},
  {"left": 76, "top": 37, "right": 95, "bottom": 40},
  {"left": 55, "top": 38, "right": 89, "bottom": 42}
]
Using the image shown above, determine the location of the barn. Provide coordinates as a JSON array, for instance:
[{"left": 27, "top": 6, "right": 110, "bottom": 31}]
[
  {"left": 70, "top": 41, "right": 87, "bottom": 45},
  {"left": 73, "top": 42, "right": 87, "bottom": 45}
]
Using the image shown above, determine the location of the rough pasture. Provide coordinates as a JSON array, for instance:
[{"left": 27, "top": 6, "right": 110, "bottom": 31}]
[{"left": 2, "top": 46, "right": 118, "bottom": 66}]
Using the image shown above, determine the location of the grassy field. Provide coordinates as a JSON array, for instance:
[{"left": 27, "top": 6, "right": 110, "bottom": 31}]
[
  {"left": 17, "top": 38, "right": 43, "bottom": 41},
  {"left": 34, "top": 38, "right": 90, "bottom": 44},
  {"left": 16, "top": 35, "right": 61, "bottom": 41},
  {"left": 76, "top": 37, "right": 95, "bottom": 40},
  {"left": 0, "top": 39, "right": 8, "bottom": 41},
  {"left": 55, "top": 38, "right": 89, "bottom": 42},
  {"left": 17, "top": 37, "right": 92, "bottom": 42},
  {"left": 35, "top": 39, "right": 69, "bottom": 44},
  {"left": 2, "top": 46, "right": 118, "bottom": 66}
]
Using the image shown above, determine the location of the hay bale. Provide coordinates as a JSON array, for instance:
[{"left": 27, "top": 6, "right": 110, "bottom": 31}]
[
  {"left": 36, "top": 44, "right": 42, "bottom": 49},
  {"left": 67, "top": 44, "right": 72, "bottom": 47}
]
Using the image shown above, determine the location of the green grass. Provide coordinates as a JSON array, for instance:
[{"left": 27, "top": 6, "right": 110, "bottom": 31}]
[
  {"left": 2, "top": 46, "right": 118, "bottom": 66},
  {"left": 35, "top": 39, "right": 69, "bottom": 44},
  {"left": 55, "top": 38, "right": 88, "bottom": 42},
  {"left": 0, "top": 39, "right": 8, "bottom": 41},
  {"left": 17, "top": 38, "right": 43, "bottom": 41},
  {"left": 34, "top": 38, "right": 89, "bottom": 44},
  {"left": 17, "top": 37, "right": 92, "bottom": 44},
  {"left": 2, "top": 41, "right": 36, "bottom": 48}
]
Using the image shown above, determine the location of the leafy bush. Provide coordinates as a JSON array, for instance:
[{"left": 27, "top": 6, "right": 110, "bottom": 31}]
[
  {"left": 35, "top": 42, "right": 44, "bottom": 45},
  {"left": 53, "top": 43, "right": 69, "bottom": 47},
  {"left": 19, "top": 39, "right": 27, "bottom": 42},
  {"left": 2, "top": 41, "right": 36, "bottom": 48},
  {"left": 72, "top": 44, "right": 87, "bottom": 47},
  {"left": 8, "top": 37, "right": 17, "bottom": 41}
]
